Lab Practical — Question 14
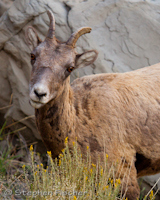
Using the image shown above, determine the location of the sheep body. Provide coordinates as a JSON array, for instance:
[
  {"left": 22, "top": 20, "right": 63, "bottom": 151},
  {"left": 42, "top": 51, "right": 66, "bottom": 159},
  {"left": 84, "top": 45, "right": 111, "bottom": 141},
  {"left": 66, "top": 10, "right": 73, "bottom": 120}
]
[
  {"left": 26, "top": 10, "right": 160, "bottom": 200},
  {"left": 34, "top": 63, "right": 160, "bottom": 199}
]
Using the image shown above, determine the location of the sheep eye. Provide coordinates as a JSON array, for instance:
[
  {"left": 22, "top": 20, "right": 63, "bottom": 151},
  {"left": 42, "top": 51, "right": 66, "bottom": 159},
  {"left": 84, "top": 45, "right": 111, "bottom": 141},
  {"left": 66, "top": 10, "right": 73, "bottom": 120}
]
[
  {"left": 67, "top": 66, "right": 74, "bottom": 73},
  {"left": 31, "top": 54, "right": 36, "bottom": 61}
]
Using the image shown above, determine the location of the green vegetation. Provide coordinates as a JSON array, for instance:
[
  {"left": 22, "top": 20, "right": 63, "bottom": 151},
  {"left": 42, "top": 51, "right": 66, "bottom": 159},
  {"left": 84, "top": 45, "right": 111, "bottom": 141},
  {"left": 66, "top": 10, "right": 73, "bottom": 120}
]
[
  {"left": 0, "top": 122, "right": 158, "bottom": 200},
  {"left": 19, "top": 138, "right": 121, "bottom": 200}
]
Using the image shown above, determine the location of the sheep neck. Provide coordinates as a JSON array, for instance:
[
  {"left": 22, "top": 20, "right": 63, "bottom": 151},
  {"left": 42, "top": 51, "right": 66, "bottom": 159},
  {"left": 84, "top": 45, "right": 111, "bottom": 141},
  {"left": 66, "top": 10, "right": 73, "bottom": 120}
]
[{"left": 35, "top": 77, "right": 75, "bottom": 157}]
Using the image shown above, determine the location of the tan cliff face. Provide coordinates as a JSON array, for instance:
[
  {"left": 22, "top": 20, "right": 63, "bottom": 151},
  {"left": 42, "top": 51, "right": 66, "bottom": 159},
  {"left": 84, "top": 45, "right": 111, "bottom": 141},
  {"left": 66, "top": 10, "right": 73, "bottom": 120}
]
[
  {"left": 0, "top": 0, "right": 13, "bottom": 17},
  {"left": 1, "top": 0, "right": 160, "bottom": 197}
]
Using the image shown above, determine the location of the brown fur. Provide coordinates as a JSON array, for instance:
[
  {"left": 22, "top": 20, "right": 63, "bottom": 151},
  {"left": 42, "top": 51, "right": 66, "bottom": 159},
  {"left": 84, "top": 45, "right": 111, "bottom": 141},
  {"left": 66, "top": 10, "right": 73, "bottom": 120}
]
[{"left": 26, "top": 11, "right": 160, "bottom": 200}]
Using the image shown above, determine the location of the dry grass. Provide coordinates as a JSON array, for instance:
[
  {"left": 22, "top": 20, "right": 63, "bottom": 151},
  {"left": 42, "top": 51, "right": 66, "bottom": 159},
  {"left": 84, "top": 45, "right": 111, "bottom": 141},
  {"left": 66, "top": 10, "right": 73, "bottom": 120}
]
[
  {"left": 0, "top": 119, "right": 159, "bottom": 200},
  {"left": 20, "top": 140, "right": 122, "bottom": 200}
]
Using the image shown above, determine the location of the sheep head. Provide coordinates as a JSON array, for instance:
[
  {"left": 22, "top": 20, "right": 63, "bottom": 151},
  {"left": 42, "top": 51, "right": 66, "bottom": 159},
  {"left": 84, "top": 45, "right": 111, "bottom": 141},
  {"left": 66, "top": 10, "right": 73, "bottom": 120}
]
[{"left": 25, "top": 10, "right": 98, "bottom": 109}]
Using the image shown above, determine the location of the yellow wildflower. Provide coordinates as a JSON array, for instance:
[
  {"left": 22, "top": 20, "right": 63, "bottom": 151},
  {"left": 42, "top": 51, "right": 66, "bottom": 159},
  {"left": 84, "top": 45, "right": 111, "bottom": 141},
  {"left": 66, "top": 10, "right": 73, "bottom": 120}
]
[
  {"left": 85, "top": 176, "right": 88, "bottom": 181},
  {"left": 149, "top": 190, "right": 154, "bottom": 200},
  {"left": 111, "top": 179, "right": 113, "bottom": 185},
  {"left": 62, "top": 149, "right": 65, "bottom": 153},
  {"left": 59, "top": 160, "right": 61, "bottom": 166},
  {"left": 37, "top": 164, "right": 39, "bottom": 168},
  {"left": 59, "top": 154, "right": 63, "bottom": 158},
  {"left": 106, "top": 154, "right": 108, "bottom": 159},
  {"left": 92, "top": 163, "right": 96, "bottom": 168},
  {"left": 116, "top": 178, "right": 121, "bottom": 184},
  {"left": 40, "top": 163, "right": 43, "bottom": 167},
  {"left": 100, "top": 168, "right": 103, "bottom": 176},
  {"left": 35, "top": 171, "right": 37, "bottom": 175},
  {"left": 87, "top": 146, "right": 89, "bottom": 150},
  {"left": 72, "top": 141, "right": 75, "bottom": 146},
  {"left": 90, "top": 168, "right": 93, "bottom": 174},
  {"left": 30, "top": 145, "right": 33, "bottom": 151},
  {"left": 65, "top": 137, "right": 68, "bottom": 144},
  {"left": 106, "top": 185, "right": 109, "bottom": 189},
  {"left": 73, "top": 196, "right": 77, "bottom": 200},
  {"left": 47, "top": 151, "right": 52, "bottom": 157},
  {"left": 22, "top": 165, "right": 25, "bottom": 169}
]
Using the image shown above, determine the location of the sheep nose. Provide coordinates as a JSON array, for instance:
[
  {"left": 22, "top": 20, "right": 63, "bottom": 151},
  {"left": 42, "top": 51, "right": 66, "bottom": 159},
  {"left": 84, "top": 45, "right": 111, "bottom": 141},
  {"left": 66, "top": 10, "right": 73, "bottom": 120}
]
[{"left": 34, "top": 89, "right": 47, "bottom": 99}]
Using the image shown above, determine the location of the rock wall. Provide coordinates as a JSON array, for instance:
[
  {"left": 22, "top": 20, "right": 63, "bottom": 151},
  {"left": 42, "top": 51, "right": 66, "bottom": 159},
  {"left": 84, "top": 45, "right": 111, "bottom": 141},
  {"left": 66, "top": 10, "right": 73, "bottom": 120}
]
[
  {"left": 1, "top": 0, "right": 160, "bottom": 141},
  {"left": 0, "top": 0, "right": 160, "bottom": 195},
  {"left": 0, "top": 0, "right": 13, "bottom": 17}
]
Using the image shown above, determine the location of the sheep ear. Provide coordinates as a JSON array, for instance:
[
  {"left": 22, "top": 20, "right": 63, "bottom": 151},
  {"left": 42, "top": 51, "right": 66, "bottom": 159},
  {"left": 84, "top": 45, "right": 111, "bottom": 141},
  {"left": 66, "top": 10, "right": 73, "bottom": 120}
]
[
  {"left": 25, "top": 26, "right": 42, "bottom": 50},
  {"left": 75, "top": 50, "right": 98, "bottom": 68}
]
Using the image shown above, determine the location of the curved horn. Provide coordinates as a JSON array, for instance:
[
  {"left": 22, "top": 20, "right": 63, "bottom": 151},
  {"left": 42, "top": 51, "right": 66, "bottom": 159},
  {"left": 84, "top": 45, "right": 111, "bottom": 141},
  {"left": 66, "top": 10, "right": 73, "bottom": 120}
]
[
  {"left": 47, "top": 10, "right": 55, "bottom": 39},
  {"left": 67, "top": 27, "right": 92, "bottom": 47}
]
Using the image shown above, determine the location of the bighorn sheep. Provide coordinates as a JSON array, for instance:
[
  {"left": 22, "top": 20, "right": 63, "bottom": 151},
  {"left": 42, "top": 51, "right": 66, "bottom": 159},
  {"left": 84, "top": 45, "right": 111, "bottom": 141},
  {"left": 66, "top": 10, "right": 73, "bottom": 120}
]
[{"left": 26, "top": 10, "right": 160, "bottom": 199}]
